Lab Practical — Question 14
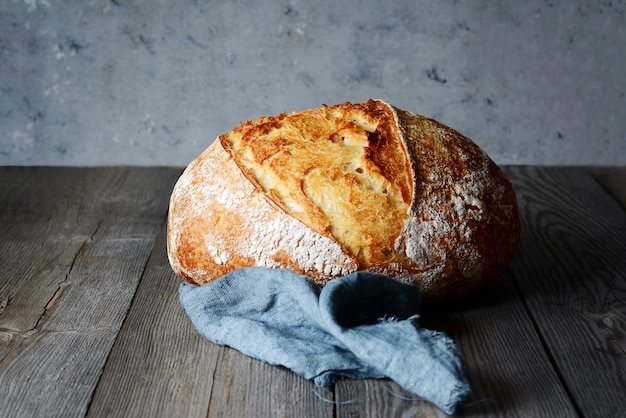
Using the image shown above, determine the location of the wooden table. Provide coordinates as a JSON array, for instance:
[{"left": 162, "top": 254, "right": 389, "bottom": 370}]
[{"left": 1, "top": 166, "right": 624, "bottom": 417}]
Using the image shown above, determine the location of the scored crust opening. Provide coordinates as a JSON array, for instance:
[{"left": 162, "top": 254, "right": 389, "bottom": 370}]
[{"left": 220, "top": 100, "right": 413, "bottom": 269}]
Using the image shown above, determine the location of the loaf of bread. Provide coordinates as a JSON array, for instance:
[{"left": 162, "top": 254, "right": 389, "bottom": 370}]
[{"left": 167, "top": 99, "right": 520, "bottom": 303}]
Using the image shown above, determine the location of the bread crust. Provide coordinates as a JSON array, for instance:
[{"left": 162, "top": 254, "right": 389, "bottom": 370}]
[
  {"left": 167, "top": 100, "right": 520, "bottom": 302},
  {"left": 167, "top": 137, "right": 358, "bottom": 287},
  {"left": 391, "top": 105, "right": 520, "bottom": 301}
]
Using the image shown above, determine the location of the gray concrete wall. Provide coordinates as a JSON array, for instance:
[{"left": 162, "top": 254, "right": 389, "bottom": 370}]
[{"left": 1, "top": 0, "right": 625, "bottom": 166}]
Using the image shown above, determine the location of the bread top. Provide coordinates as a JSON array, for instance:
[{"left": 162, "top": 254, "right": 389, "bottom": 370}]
[{"left": 220, "top": 100, "right": 415, "bottom": 270}]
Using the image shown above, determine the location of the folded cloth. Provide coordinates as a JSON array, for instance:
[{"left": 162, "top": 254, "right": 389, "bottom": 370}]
[{"left": 179, "top": 267, "right": 471, "bottom": 414}]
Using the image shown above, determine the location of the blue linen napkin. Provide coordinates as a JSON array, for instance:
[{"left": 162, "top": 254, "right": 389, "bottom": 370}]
[{"left": 179, "top": 267, "right": 471, "bottom": 414}]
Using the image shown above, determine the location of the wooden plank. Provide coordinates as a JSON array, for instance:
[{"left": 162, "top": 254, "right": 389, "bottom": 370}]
[
  {"left": 86, "top": 225, "right": 219, "bottom": 418},
  {"left": 0, "top": 167, "right": 180, "bottom": 335},
  {"left": 335, "top": 271, "right": 577, "bottom": 418},
  {"left": 586, "top": 166, "right": 626, "bottom": 210},
  {"left": 3, "top": 165, "right": 623, "bottom": 416},
  {"left": 0, "top": 329, "right": 116, "bottom": 417},
  {"left": 38, "top": 222, "right": 160, "bottom": 332},
  {"left": 205, "top": 345, "right": 334, "bottom": 418},
  {"left": 335, "top": 379, "right": 447, "bottom": 418},
  {"left": 0, "top": 230, "right": 156, "bottom": 417},
  {"left": 89, "top": 224, "right": 335, "bottom": 418},
  {"left": 0, "top": 167, "right": 121, "bottom": 337},
  {"left": 0, "top": 167, "right": 181, "bottom": 418},
  {"left": 504, "top": 166, "right": 626, "bottom": 418}
]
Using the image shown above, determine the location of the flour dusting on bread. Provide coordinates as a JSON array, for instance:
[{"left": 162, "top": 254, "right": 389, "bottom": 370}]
[
  {"left": 167, "top": 99, "right": 520, "bottom": 303},
  {"left": 167, "top": 138, "right": 357, "bottom": 286}
]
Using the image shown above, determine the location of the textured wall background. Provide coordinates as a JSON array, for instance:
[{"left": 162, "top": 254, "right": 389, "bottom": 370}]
[{"left": 1, "top": 0, "right": 625, "bottom": 166}]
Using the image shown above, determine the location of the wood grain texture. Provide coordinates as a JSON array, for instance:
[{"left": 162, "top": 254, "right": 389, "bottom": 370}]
[
  {"left": 1, "top": 166, "right": 624, "bottom": 418},
  {"left": 438, "top": 273, "right": 578, "bottom": 418},
  {"left": 335, "top": 379, "right": 448, "bottom": 418},
  {"left": 504, "top": 166, "right": 626, "bottom": 418},
  {"left": 587, "top": 166, "right": 626, "bottom": 209},
  {"left": 206, "top": 345, "right": 335, "bottom": 418},
  {"left": 0, "top": 167, "right": 181, "bottom": 418},
  {"left": 335, "top": 272, "right": 577, "bottom": 418},
  {"left": 87, "top": 224, "right": 220, "bottom": 418},
  {"left": 0, "top": 168, "right": 120, "bottom": 341},
  {"left": 89, "top": 223, "right": 335, "bottom": 418}
]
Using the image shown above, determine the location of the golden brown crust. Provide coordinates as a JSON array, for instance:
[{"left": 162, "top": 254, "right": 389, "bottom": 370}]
[
  {"left": 219, "top": 100, "right": 413, "bottom": 269},
  {"left": 167, "top": 99, "right": 520, "bottom": 303},
  {"left": 167, "top": 138, "right": 358, "bottom": 286}
]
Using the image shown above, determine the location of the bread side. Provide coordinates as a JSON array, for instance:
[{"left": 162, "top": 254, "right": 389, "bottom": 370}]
[
  {"left": 391, "top": 106, "right": 520, "bottom": 301},
  {"left": 167, "top": 139, "right": 358, "bottom": 286}
]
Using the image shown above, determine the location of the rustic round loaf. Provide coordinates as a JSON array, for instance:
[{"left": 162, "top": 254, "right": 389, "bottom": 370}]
[{"left": 167, "top": 99, "right": 520, "bottom": 303}]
